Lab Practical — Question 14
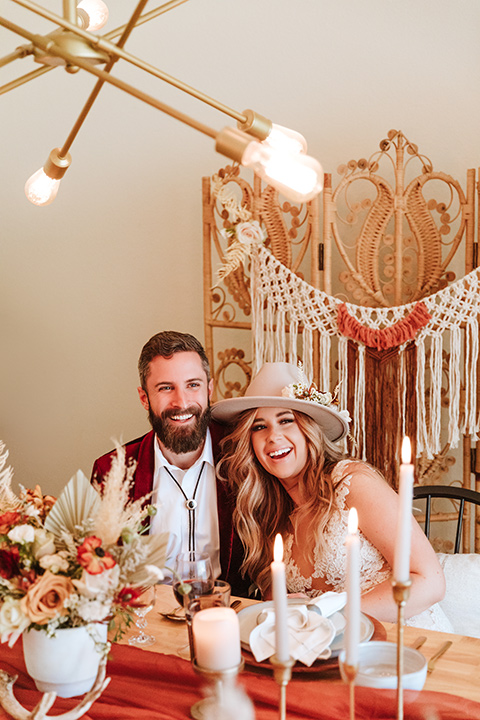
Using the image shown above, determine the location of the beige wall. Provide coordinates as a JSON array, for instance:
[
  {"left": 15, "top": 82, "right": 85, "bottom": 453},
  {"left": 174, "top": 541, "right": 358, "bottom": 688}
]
[{"left": 1, "top": 0, "right": 479, "bottom": 496}]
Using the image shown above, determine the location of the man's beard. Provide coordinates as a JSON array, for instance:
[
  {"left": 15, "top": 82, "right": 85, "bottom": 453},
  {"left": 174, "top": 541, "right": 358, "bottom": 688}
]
[{"left": 148, "top": 404, "right": 211, "bottom": 455}]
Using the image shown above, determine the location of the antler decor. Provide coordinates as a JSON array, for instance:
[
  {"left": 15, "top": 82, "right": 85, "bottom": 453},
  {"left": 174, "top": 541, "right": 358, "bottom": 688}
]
[{"left": 0, "top": 657, "right": 110, "bottom": 720}]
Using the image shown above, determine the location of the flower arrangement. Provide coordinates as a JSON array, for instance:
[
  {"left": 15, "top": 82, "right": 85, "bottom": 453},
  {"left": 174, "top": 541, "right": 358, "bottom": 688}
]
[
  {"left": 281, "top": 363, "right": 351, "bottom": 423},
  {"left": 211, "top": 173, "right": 267, "bottom": 283},
  {"left": 0, "top": 441, "right": 167, "bottom": 650}
]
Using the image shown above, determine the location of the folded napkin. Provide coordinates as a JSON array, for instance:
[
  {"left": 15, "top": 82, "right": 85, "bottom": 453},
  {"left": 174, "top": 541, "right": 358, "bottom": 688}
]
[
  {"left": 249, "top": 605, "right": 336, "bottom": 666},
  {"left": 304, "top": 591, "right": 347, "bottom": 616}
]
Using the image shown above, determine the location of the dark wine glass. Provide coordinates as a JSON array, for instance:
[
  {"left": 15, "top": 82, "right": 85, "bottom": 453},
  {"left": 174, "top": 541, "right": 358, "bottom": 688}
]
[
  {"left": 173, "top": 551, "right": 215, "bottom": 608},
  {"left": 173, "top": 551, "right": 214, "bottom": 660}
]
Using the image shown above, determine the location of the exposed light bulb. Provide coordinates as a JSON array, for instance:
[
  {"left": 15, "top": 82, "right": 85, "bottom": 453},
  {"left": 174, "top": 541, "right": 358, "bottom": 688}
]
[
  {"left": 24, "top": 149, "right": 72, "bottom": 207},
  {"left": 238, "top": 109, "right": 307, "bottom": 154},
  {"left": 77, "top": 0, "right": 109, "bottom": 31},
  {"left": 25, "top": 169, "right": 61, "bottom": 206},
  {"left": 241, "top": 141, "right": 323, "bottom": 203},
  {"left": 264, "top": 124, "right": 308, "bottom": 155}
]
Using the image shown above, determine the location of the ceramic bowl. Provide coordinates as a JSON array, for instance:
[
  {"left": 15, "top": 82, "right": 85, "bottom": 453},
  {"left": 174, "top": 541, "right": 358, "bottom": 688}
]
[{"left": 339, "top": 641, "right": 427, "bottom": 690}]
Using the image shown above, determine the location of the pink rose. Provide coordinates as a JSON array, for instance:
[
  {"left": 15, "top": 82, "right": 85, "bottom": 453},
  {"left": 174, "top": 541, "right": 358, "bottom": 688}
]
[{"left": 235, "top": 221, "right": 266, "bottom": 245}]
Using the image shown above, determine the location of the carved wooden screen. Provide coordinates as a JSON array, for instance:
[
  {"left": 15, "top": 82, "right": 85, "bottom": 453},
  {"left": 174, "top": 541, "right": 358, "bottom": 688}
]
[
  {"left": 202, "top": 164, "right": 320, "bottom": 401},
  {"left": 321, "top": 130, "right": 478, "bottom": 551},
  {"left": 202, "top": 133, "right": 480, "bottom": 551}
]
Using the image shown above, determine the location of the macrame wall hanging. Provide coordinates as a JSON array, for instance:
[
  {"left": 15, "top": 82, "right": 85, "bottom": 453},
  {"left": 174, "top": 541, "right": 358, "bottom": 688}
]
[
  {"left": 251, "top": 245, "right": 480, "bottom": 483},
  {"left": 203, "top": 131, "right": 479, "bottom": 512}
]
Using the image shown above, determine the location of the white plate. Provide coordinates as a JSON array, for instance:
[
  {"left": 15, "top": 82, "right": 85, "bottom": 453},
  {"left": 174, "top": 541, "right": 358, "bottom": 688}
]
[{"left": 238, "top": 600, "right": 374, "bottom": 659}]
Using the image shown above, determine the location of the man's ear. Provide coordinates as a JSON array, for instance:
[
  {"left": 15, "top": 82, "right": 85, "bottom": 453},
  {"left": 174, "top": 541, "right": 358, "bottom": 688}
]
[
  {"left": 208, "top": 378, "right": 214, "bottom": 400},
  {"left": 137, "top": 386, "right": 150, "bottom": 411}
]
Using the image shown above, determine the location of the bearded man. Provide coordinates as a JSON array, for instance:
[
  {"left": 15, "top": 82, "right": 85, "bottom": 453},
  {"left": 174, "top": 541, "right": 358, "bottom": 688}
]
[{"left": 90, "top": 331, "right": 247, "bottom": 595}]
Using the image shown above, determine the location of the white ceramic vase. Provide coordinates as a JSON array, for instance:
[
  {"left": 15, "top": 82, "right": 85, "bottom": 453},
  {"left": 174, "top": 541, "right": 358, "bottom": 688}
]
[{"left": 22, "top": 624, "right": 108, "bottom": 697}]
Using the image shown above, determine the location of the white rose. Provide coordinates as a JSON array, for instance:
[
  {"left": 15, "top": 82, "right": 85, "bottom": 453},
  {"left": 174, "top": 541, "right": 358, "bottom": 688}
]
[
  {"left": 7, "top": 524, "right": 35, "bottom": 544},
  {"left": 39, "top": 552, "right": 70, "bottom": 573},
  {"left": 281, "top": 384, "right": 295, "bottom": 398},
  {"left": 235, "top": 221, "right": 266, "bottom": 246},
  {"left": 33, "top": 528, "right": 56, "bottom": 559},
  {"left": 0, "top": 598, "right": 30, "bottom": 647},
  {"left": 73, "top": 565, "right": 120, "bottom": 599}
]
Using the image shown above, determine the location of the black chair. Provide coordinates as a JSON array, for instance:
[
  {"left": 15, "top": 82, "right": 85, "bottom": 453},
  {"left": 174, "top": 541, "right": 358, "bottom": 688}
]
[{"left": 413, "top": 485, "right": 480, "bottom": 553}]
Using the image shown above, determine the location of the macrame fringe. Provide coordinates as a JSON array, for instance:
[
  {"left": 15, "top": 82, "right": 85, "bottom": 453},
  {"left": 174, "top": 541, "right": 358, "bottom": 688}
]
[{"left": 250, "top": 246, "right": 480, "bottom": 458}]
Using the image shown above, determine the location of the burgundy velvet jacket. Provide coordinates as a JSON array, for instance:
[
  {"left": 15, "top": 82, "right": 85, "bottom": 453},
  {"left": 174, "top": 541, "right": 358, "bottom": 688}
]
[{"left": 90, "top": 423, "right": 249, "bottom": 597}]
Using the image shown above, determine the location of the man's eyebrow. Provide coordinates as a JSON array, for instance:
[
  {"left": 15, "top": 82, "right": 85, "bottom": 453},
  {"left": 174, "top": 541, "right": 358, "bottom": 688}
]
[{"left": 154, "top": 377, "right": 205, "bottom": 387}]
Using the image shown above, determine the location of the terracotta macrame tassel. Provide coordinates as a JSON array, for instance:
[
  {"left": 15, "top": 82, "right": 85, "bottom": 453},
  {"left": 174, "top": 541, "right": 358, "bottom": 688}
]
[{"left": 337, "top": 302, "right": 432, "bottom": 350}]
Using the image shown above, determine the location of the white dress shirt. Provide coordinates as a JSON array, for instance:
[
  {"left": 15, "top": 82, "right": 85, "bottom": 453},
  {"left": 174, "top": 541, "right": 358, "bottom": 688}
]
[{"left": 149, "top": 429, "right": 221, "bottom": 578}]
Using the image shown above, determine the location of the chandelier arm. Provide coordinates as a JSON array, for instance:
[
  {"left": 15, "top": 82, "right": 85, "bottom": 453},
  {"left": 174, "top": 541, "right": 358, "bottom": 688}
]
[
  {"left": 0, "top": 45, "right": 33, "bottom": 67},
  {"left": 0, "top": 16, "right": 217, "bottom": 139},
  {"left": 59, "top": 0, "right": 150, "bottom": 158},
  {"left": 102, "top": 0, "right": 192, "bottom": 43},
  {"left": 8, "top": 0, "right": 248, "bottom": 125},
  {"left": 0, "top": 65, "right": 52, "bottom": 95}
]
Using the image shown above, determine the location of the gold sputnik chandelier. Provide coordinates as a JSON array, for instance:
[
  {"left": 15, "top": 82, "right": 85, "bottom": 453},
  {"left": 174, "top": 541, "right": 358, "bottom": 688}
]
[{"left": 0, "top": 0, "right": 324, "bottom": 206}]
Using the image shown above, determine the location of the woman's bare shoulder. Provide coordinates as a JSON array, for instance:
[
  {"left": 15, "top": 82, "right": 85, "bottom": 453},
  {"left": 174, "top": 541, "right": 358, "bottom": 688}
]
[{"left": 333, "top": 459, "right": 385, "bottom": 482}]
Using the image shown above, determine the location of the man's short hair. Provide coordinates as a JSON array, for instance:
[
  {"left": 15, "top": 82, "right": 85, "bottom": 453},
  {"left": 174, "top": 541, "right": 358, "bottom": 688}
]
[{"left": 138, "top": 331, "right": 211, "bottom": 390}]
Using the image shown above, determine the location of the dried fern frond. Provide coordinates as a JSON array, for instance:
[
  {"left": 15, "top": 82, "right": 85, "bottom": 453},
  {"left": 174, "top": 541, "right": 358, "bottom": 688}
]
[
  {"left": 0, "top": 440, "right": 21, "bottom": 512},
  {"left": 216, "top": 240, "right": 249, "bottom": 284}
]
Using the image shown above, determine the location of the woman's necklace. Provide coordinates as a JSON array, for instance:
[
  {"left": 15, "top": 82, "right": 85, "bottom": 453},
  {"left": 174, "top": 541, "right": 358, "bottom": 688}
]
[{"left": 163, "top": 461, "right": 206, "bottom": 552}]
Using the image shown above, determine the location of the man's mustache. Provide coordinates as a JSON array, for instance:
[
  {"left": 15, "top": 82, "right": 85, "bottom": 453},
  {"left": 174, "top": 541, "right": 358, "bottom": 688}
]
[{"left": 161, "top": 406, "right": 202, "bottom": 420}]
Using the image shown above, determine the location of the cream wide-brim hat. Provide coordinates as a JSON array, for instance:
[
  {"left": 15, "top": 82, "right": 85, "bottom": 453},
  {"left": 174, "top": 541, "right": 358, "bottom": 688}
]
[{"left": 211, "top": 362, "right": 349, "bottom": 442}]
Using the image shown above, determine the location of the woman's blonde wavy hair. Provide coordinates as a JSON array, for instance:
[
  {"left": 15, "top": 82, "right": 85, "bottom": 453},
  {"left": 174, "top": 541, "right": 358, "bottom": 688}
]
[{"left": 217, "top": 409, "right": 347, "bottom": 596}]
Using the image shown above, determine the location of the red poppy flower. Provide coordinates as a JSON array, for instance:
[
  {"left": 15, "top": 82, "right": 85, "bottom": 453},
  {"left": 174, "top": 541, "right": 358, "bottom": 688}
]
[
  {"left": 77, "top": 536, "right": 116, "bottom": 575},
  {"left": 115, "top": 586, "right": 143, "bottom": 607}
]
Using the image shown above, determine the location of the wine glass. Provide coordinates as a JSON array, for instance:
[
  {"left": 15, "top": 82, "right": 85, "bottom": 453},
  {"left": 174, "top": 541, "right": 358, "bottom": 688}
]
[
  {"left": 128, "top": 585, "right": 156, "bottom": 646},
  {"left": 173, "top": 551, "right": 215, "bottom": 608},
  {"left": 173, "top": 551, "right": 214, "bottom": 659}
]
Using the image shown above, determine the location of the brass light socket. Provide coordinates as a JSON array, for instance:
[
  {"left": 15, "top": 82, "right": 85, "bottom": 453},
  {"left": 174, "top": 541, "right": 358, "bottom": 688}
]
[
  {"left": 238, "top": 108, "right": 272, "bottom": 141},
  {"left": 44, "top": 148, "right": 72, "bottom": 180}
]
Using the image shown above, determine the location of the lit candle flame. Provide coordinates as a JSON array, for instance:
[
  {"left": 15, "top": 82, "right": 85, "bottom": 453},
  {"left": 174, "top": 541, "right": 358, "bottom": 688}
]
[
  {"left": 273, "top": 533, "right": 284, "bottom": 562},
  {"left": 348, "top": 507, "right": 358, "bottom": 534},
  {"left": 401, "top": 436, "right": 412, "bottom": 464}
]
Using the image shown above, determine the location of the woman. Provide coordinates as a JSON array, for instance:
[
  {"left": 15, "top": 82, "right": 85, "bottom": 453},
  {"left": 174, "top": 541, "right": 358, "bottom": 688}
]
[{"left": 213, "top": 361, "right": 451, "bottom": 630}]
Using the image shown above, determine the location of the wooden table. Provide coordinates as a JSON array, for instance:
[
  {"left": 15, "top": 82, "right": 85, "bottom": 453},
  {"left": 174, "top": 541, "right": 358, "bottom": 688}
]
[{"left": 119, "top": 585, "right": 480, "bottom": 703}]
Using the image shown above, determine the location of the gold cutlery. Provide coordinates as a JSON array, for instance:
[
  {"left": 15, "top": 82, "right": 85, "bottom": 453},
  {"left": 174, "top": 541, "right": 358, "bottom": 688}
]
[
  {"left": 427, "top": 640, "right": 452, "bottom": 673},
  {"left": 410, "top": 635, "right": 427, "bottom": 650},
  {"left": 159, "top": 607, "right": 185, "bottom": 622}
]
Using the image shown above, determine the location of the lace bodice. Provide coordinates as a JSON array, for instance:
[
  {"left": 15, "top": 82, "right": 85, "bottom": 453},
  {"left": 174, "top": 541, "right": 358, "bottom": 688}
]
[{"left": 284, "top": 460, "right": 391, "bottom": 597}]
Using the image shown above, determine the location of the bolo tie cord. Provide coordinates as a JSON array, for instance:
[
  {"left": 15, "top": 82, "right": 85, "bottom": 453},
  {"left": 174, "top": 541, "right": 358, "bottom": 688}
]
[{"left": 163, "top": 460, "right": 206, "bottom": 552}]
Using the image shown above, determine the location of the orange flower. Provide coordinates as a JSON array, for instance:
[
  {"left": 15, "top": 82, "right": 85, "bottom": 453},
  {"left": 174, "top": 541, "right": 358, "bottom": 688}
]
[
  {"left": 0, "top": 511, "right": 22, "bottom": 535},
  {"left": 21, "top": 485, "right": 56, "bottom": 522},
  {"left": 77, "top": 536, "right": 116, "bottom": 575},
  {"left": 20, "top": 571, "right": 74, "bottom": 625}
]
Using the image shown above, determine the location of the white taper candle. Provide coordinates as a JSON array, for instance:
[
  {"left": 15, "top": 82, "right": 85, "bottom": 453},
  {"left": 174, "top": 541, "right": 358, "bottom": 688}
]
[{"left": 393, "top": 436, "right": 415, "bottom": 583}]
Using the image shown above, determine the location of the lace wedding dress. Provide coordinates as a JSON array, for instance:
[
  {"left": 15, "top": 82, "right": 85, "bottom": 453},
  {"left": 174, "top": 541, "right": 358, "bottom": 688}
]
[{"left": 284, "top": 460, "right": 453, "bottom": 632}]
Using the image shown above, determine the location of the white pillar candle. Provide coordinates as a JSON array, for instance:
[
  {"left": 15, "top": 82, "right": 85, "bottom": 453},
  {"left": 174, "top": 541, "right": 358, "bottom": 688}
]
[
  {"left": 393, "top": 436, "right": 415, "bottom": 583},
  {"left": 271, "top": 533, "right": 289, "bottom": 662},
  {"left": 192, "top": 607, "right": 241, "bottom": 671},
  {"left": 345, "top": 507, "right": 361, "bottom": 666}
]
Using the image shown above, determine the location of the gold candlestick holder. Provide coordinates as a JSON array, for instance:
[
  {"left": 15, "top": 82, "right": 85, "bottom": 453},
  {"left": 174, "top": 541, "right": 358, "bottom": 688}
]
[
  {"left": 391, "top": 578, "right": 412, "bottom": 720},
  {"left": 270, "top": 654, "right": 295, "bottom": 720},
  {"left": 191, "top": 658, "right": 245, "bottom": 720},
  {"left": 339, "top": 658, "right": 358, "bottom": 720}
]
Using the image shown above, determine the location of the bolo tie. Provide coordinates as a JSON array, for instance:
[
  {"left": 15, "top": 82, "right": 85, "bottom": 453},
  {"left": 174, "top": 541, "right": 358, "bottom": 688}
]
[{"left": 163, "top": 460, "right": 206, "bottom": 552}]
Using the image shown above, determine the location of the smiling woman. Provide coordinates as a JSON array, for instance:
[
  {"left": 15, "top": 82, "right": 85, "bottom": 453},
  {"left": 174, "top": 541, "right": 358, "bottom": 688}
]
[{"left": 213, "top": 362, "right": 452, "bottom": 632}]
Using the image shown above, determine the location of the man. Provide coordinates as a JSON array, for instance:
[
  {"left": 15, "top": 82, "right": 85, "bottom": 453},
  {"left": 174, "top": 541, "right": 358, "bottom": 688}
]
[{"left": 91, "top": 331, "right": 248, "bottom": 595}]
